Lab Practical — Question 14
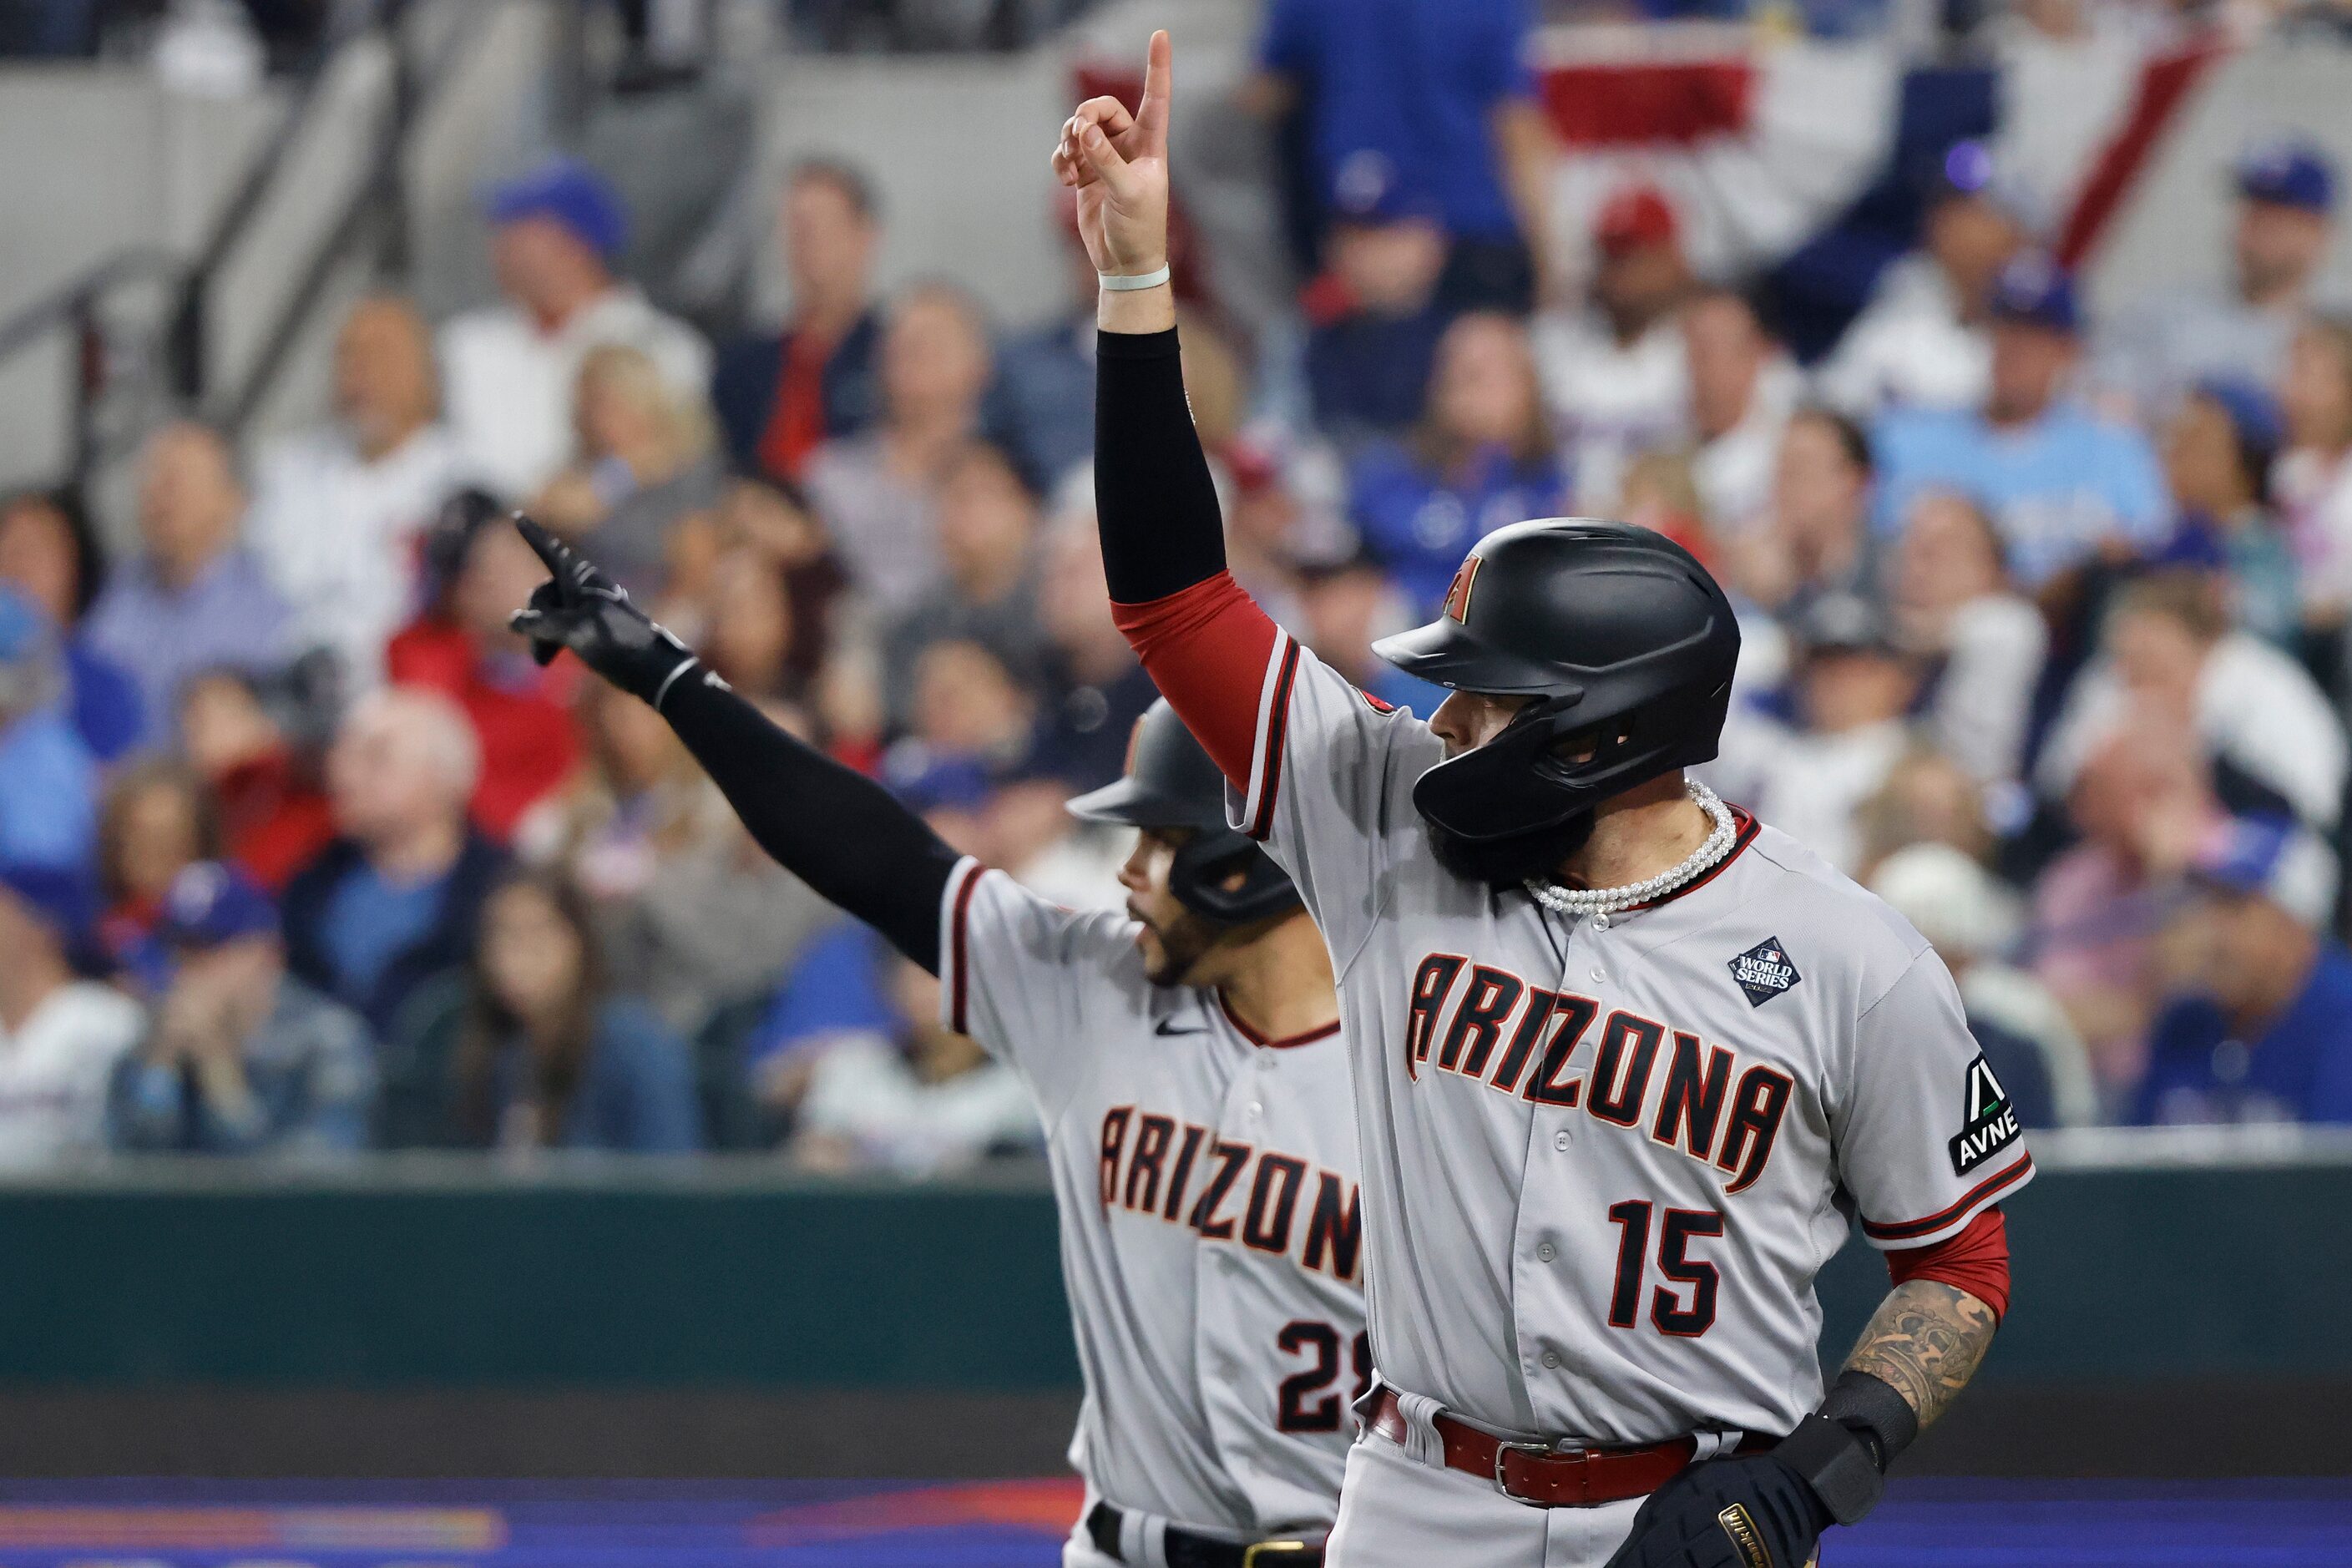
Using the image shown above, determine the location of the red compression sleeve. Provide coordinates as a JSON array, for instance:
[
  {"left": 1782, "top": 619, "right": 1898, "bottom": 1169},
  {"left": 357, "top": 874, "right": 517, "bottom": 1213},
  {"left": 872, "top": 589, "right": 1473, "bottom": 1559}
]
[
  {"left": 1111, "top": 572, "right": 1283, "bottom": 791},
  {"left": 1885, "top": 1206, "right": 2011, "bottom": 1321}
]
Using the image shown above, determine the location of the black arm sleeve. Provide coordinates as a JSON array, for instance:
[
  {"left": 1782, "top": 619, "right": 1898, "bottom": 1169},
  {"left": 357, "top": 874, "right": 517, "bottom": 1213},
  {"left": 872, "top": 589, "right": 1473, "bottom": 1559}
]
[
  {"left": 660, "top": 671, "right": 961, "bottom": 974},
  {"left": 1094, "top": 327, "right": 1229, "bottom": 604}
]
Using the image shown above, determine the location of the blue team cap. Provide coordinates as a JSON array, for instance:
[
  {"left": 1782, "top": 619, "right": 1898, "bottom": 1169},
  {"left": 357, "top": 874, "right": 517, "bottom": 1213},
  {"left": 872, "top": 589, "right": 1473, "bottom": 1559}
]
[
  {"left": 2190, "top": 815, "right": 2338, "bottom": 928},
  {"left": 2192, "top": 375, "right": 2286, "bottom": 459},
  {"left": 155, "top": 861, "right": 280, "bottom": 948},
  {"left": 1930, "top": 139, "right": 2043, "bottom": 230},
  {"left": 0, "top": 861, "right": 94, "bottom": 943},
  {"left": 1988, "top": 253, "right": 2079, "bottom": 336},
  {"left": 2235, "top": 138, "right": 2335, "bottom": 214},
  {"left": 483, "top": 157, "right": 628, "bottom": 260},
  {"left": 1329, "top": 149, "right": 1442, "bottom": 226},
  {"left": 886, "top": 751, "right": 997, "bottom": 817}
]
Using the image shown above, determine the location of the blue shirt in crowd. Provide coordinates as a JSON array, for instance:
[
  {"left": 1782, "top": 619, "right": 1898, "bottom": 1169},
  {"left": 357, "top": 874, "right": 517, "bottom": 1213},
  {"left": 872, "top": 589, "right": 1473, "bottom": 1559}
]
[
  {"left": 480, "top": 999, "right": 701, "bottom": 1154},
  {"left": 2132, "top": 944, "right": 2352, "bottom": 1126},
  {"left": 1348, "top": 440, "right": 1571, "bottom": 615},
  {"left": 1870, "top": 400, "right": 2169, "bottom": 588},
  {"left": 63, "top": 639, "right": 146, "bottom": 761},
  {"left": 993, "top": 316, "right": 1096, "bottom": 491},
  {"left": 1308, "top": 306, "right": 1453, "bottom": 447},
  {"left": 0, "top": 705, "right": 98, "bottom": 874},
  {"left": 749, "top": 923, "right": 896, "bottom": 1071},
  {"left": 1259, "top": 0, "right": 1535, "bottom": 241},
  {"left": 319, "top": 865, "right": 448, "bottom": 1004},
  {"left": 82, "top": 548, "right": 290, "bottom": 727}
]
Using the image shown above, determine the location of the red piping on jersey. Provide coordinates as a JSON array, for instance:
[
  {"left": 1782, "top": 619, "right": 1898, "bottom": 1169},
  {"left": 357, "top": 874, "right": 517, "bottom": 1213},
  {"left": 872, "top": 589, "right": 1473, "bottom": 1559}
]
[
  {"left": 1887, "top": 1205, "right": 2011, "bottom": 1320},
  {"left": 1620, "top": 805, "right": 1760, "bottom": 913},
  {"left": 1112, "top": 572, "right": 1285, "bottom": 792},
  {"left": 1217, "top": 990, "right": 1341, "bottom": 1050},
  {"left": 1863, "top": 1151, "right": 2033, "bottom": 1243},
  {"left": 1247, "top": 637, "right": 1302, "bottom": 842},
  {"left": 947, "top": 862, "right": 982, "bottom": 1035}
]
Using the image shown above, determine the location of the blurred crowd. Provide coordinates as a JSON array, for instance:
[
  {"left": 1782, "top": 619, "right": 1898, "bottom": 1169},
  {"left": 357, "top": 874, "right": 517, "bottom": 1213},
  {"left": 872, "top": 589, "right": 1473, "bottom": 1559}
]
[{"left": 3, "top": 0, "right": 2351, "bottom": 1176}]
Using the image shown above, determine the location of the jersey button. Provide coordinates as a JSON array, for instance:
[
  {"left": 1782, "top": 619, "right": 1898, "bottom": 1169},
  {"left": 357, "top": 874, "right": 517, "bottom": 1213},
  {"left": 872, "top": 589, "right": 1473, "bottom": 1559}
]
[
  {"left": 1590, "top": 966, "right": 1606, "bottom": 984},
  {"left": 1541, "top": 1351, "right": 1561, "bottom": 1369},
  {"left": 1536, "top": 1242, "right": 1556, "bottom": 1262},
  {"left": 1553, "top": 1130, "right": 1571, "bottom": 1151},
  {"left": 1247, "top": 1101, "right": 1262, "bottom": 1118}
]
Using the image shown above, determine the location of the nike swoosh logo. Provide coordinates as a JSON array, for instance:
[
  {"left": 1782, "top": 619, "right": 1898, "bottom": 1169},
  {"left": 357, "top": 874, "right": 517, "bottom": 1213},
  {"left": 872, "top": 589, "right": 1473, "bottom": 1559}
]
[{"left": 1154, "top": 1018, "right": 1208, "bottom": 1037}]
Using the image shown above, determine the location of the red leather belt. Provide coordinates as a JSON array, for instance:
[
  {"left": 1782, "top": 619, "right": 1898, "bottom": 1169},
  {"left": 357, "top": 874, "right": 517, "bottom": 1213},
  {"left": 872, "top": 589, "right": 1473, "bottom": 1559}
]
[{"left": 1365, "top": 1387, "right": 1772, "bottom": 1509}]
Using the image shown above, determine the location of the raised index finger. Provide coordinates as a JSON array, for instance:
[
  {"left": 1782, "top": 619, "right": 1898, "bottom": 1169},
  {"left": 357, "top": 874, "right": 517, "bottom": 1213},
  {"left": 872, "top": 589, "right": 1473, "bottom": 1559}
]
[
  {"left": 513, "top": 513, "right": 577, "bottom": 594},
  {"left": 1135, "top": 29, "right": 1172, "bottom": 157}
]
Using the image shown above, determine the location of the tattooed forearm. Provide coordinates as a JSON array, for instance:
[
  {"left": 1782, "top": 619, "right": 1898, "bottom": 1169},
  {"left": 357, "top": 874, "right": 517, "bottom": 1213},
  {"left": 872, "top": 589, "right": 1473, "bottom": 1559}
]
[{"left": 1841, "top": 1279, "right": 1998, "bottom": 1429}]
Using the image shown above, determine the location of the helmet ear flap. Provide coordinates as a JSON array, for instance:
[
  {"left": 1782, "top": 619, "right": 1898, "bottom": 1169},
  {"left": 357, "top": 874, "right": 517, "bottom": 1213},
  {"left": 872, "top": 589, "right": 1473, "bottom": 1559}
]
[{"left": 1169, "top": 831, "right": 1301, "bottom": 928}]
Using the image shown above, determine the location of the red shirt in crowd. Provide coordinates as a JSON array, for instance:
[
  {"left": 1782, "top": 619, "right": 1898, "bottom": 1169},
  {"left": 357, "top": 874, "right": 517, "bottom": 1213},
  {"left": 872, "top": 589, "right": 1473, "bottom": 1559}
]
[
  {"left": 756, "top": 330, "right": 837, "bottom": 482},
  {"left": 386, "top": 619, "right": 584, "bottom": 842},
  {"left": 212, "top": 747, "right": 336, "bottom": 891}
]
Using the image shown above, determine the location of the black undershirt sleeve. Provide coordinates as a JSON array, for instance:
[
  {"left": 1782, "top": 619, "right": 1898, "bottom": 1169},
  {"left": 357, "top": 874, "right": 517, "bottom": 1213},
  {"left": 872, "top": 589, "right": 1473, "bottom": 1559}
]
[
  {"left": 660, "top": 671, "right": 960, "bottom": 974},
  {"left": 1094, "top": 327, "right": 1229, "bottom": 604}
]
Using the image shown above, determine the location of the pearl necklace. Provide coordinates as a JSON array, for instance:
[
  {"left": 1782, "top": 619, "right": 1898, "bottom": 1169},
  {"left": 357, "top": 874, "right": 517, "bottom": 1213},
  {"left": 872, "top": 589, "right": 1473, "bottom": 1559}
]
[{"left": 1525, "top": 782, "right": 1737, "bottom": 926}]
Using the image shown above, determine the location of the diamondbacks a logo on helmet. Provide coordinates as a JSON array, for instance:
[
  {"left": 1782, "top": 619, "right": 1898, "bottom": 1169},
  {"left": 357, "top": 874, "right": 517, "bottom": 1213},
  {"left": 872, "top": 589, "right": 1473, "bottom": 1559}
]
[
  {"left": 1948, "top": 1053, "right": 2021, "bottom": 1176},
  {"left": 1441, "top": 554, "right": 1483, "bottom": 624},
  {"left": 1728, "top": 938, "right": 1801, "bottom": 1007}
]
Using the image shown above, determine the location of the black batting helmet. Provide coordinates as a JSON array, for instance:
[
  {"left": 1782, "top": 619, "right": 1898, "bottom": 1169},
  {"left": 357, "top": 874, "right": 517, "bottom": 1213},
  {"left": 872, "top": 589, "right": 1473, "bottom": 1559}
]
[
  {"left": 1373, "top": 518, "right": 1739, "bottom": 846},
  {"left": 1067, "top": 700, "right": 1300, "bottom": 928}
]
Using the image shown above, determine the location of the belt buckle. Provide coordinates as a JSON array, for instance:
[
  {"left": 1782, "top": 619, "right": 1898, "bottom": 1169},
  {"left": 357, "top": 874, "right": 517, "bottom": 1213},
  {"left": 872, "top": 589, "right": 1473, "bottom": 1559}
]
[
  {"left": 1492, "top": 1439, "right": 1560, "bottom": 1504},
  {"left": 1241, "top": 1542, "right": 1313, "bottom": 1566}
]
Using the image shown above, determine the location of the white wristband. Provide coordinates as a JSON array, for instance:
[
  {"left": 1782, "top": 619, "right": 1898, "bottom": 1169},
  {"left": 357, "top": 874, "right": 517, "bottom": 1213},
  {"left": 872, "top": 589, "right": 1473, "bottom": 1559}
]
[{"left": 1098, "top": 266, "right": 1172, "bottom": 292}]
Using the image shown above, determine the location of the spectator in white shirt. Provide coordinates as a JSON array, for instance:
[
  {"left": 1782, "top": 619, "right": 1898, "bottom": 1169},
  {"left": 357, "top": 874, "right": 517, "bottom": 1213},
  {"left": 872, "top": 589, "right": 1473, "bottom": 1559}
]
[
  {"left": 1887, "top": 488, "right": 2049, "bottom": 786},
  {"left": 1532, "top": 184, "right": 1694, "bottom": 513},
  {"left": 1739, "top": 591, "right": 1923, "bottom": 876},
  {"left": 247, "top": 296, "right": 465, "bottom": 690},
  {"left": 1816, "top": 140, "right": 2026, "bottom": 418},
  {"left": 438, "top": 158, "right": 711, "bottom": 503},
  {"left": 1682, "top": 288, "right": 1801, "bottom": 536},
  {"left": 0, "top": 863, "right": 142, "bottom": 1166},
  {"left": 2041, "top": 568, "right": 2348, "bottom": 832}
]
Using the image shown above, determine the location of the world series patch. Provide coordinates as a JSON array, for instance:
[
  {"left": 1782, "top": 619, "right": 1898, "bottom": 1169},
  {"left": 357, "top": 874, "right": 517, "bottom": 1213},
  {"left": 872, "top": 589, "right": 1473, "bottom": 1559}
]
[
  {"left": 1728, "top": 937, "right": 1801, "bottom": 1006},
  {"left": 1948, "top": 1053, "right": 2022, "bottom": 1176}
]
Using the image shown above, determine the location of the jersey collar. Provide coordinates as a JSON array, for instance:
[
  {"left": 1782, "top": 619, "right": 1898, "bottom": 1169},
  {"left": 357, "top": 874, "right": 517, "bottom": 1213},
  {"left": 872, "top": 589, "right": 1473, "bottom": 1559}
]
[
  {"left": 1617, "top": 803, "right": 1761, "bottom": 915},
  {"left": 1216, "top": 990, "right": 1341, "bottom": 1050}
]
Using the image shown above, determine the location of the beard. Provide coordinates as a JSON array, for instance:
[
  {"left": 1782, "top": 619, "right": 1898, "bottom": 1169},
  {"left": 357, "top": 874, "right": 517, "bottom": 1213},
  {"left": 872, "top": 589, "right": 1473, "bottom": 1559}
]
[
  {"left": 1140, "top": 906, "right": 1224, "bottom": 987},
  {"left": 1141, "top": 905, "right": 1296, "bottom": 988},
  {"left": 1424, "top": 808, "right": 1598, "bottom": 891}
]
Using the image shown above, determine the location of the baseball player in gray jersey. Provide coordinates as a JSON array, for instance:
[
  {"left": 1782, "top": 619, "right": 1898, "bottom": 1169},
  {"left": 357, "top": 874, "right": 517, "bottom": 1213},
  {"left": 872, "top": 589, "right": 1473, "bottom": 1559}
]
[
  {"left": 504, "top": 521, "right": 1363, "bottom": 1567},
  {"left": 1058, "top": 33, "right": 2029, "bottom": 1568}
]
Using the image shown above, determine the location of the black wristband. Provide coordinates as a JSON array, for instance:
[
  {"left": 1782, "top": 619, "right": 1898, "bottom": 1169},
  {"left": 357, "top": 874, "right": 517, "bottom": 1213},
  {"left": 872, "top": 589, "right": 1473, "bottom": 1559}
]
[
  {"left": 1817, "top": 1368, "right": 1920, "bottom": 1473},
  {"left": 1774, "top": 1412, "right": 1884, "bottom": 1527}
]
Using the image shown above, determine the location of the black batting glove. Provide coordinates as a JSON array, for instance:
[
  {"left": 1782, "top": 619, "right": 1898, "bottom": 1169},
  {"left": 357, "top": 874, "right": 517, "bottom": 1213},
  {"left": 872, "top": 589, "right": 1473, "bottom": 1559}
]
[
  {"left": 1600, "top": 1448, "right": 1833, "bottom": 1568},
  {"left": 508, "top": 515, "right": 706, "bottom": 709}
]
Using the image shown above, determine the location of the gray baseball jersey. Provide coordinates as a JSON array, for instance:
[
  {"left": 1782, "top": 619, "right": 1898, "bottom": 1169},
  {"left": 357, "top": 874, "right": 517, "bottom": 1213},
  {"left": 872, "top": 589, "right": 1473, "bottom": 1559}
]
[
  {"left": 936, "top": 857, "right": 1368, "bottom": 1538},
  {"left": 1225, "top": 635, "right": 2032, "bottom": 1444}
]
